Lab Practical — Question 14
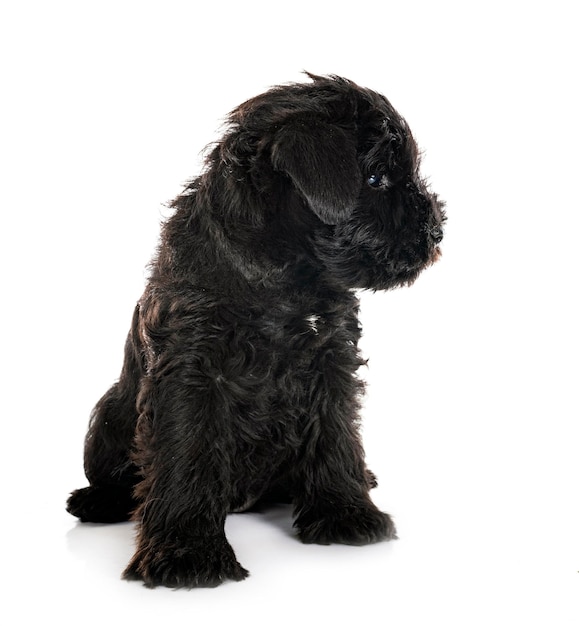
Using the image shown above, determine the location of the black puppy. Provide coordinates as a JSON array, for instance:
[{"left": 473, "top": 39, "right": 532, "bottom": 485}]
[{"left": 67, "top": 73, "right": 445, "bottom": 588}]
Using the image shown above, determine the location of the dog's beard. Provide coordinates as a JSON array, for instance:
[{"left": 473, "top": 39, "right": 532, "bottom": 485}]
[
  {"left": 431, "top": 245, "right": 443, "bottom": 265},
  {"left": 313, "top": 211, "right": 442, "bottom": 291},
  {"left": 313, "top": 235, "right": 435, "bottom": 291}
]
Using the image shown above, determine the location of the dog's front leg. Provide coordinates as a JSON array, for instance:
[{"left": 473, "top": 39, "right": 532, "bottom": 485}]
[
  {"left": 122, "top": 345, "right": 248, "bottom": 588},
  {"left": 293, "top": 347, "right": 397, "bottom": 546}
]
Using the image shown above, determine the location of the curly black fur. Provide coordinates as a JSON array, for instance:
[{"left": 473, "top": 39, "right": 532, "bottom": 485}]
[{"left": 67, "top": 73, "right": 445, "bottom": 588}]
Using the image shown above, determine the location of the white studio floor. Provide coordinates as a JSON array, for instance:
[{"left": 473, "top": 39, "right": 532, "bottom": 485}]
[
  {"left": 10, "top": 478, "right": 577, "bottom": 625},
  {"left": 2, "top": 2, "right": 577, "bottom": 624}
]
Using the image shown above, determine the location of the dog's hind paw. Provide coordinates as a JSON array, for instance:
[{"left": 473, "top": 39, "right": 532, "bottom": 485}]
[
  {"left": 66, "top": 485, "right": 135, "bottom": 523},
  {"left": 296, "top": 503, "right": 397, "bottom": 546},
  {"left": 122, "top": 535, "right": 249, "bottom": 589}
]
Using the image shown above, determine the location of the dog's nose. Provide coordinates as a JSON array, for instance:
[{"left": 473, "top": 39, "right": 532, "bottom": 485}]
[{"left": 430, "top": 225, "right": 444, "bottom": 244}]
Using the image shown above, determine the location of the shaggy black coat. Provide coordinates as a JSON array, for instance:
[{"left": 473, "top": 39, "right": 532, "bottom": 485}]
[{"left": 67, "top": 73, "right": 445, "bottom": 588}]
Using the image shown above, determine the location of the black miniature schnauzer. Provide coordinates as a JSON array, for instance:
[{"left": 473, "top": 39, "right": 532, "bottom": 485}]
[{"left": 67, "top": 73, "right": 445, "bottom": 588}]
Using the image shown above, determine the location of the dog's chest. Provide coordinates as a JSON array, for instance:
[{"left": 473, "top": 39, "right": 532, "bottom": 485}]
[
  {"left": 304, "top": 314, "right": 320, "bottom": 334},
  {"left": 255, "top": 304, "right": 342, "bottom": 353},
  {"left": 246, "top": 298, "right": 362, "bottom": 395}
]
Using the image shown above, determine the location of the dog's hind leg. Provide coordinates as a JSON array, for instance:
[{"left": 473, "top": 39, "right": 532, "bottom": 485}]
[{"left": 66, "top": 305, "right": 143, "bottom": 523}]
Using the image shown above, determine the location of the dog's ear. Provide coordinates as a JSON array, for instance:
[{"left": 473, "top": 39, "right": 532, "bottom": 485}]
[{"left": 271, "top": 120, "right": 361, "bottom": 224}]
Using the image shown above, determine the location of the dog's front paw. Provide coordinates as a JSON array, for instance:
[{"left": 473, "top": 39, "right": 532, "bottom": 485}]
[
  {"left": 296, "top": 503, "right": 397, "bottom": 546},
  {"left": 122, "top": 534, "right": 249, "bottom": 589}
]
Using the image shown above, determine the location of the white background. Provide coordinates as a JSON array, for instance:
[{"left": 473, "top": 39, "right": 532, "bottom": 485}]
[{"left": 1, "top": 1, "right": 577, "bottom": 624}]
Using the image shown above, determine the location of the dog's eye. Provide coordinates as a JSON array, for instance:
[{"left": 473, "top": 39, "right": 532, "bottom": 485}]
[{"left": 367, "top": 174, "right": 389, "bottom": 189}]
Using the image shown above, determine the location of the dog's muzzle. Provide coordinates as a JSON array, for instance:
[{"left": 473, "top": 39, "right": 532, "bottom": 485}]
[{"left": 429, "top": 225, "right": 444, "bottom": 244}]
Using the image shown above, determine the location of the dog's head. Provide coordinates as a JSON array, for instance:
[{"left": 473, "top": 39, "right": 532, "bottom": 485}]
[{"left": 206, "top": 73, "right": 445, "bottom": 290}]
